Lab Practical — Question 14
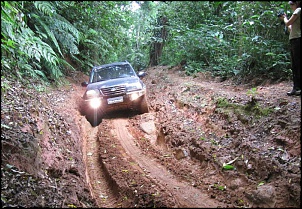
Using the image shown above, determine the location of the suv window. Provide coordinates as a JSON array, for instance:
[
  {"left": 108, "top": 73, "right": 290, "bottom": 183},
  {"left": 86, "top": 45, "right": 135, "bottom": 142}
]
[{"left": 92, "top": 64, "right": 135, "bottom": 83}]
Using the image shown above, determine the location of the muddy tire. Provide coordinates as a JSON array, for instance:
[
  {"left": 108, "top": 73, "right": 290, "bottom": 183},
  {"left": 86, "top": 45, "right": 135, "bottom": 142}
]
[
  {"left": 138, "top": 95, "right": 149, "bottom": 114},
  {"left": 78, "top": 101, "right": 86, "bottom": 116},
  {"left": 85, "top": 110, "right": 103, "bottom": 127}
]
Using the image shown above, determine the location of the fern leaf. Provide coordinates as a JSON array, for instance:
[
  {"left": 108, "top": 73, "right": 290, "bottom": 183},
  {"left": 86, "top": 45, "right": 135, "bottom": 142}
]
[
  {"left": 34, "top": 69, "right": 47, "bottom": 80},
  {"left": 34, "top": 1, "right": 54, "bottom": 16},
  {"left": 51, "top": 15, "right": 79, "bottom": 42},
  {"left": 32, "top": 13, "right": 63, "bottom": 57},
  {"left": 1, "top": 1, "right": 19, "bottom": 27},
  {"left": 83, "top": 39, "right": 98, "bottom": 45},
  {"left": 57, "top": 57, "right": 76, "bottom": 72}
]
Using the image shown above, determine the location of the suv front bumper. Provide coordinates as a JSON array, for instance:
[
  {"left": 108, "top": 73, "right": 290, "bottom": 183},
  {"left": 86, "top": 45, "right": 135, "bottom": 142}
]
[{"left": 82, "top": 89, "right": 146, "bottom": 113}]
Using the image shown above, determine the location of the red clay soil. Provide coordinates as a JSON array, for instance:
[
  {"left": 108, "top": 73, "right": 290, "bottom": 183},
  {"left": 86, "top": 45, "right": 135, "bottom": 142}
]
[{"left": 1, "top": 65, "right": 301, "bottom": 208}]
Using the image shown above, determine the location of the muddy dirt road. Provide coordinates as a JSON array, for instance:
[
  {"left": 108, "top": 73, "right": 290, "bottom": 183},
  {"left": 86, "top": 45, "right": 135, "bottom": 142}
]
[
  {"left": 79, "top": 66, "right": 301, "bottom": 208},
  {"left": 1, "top": 65, "right": 300, "bottom": 208}
]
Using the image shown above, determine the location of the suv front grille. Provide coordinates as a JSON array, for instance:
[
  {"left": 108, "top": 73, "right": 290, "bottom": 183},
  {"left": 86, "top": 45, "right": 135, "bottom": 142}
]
[{"left": 101, "top": 85, "right": 126, "bottom": 96}]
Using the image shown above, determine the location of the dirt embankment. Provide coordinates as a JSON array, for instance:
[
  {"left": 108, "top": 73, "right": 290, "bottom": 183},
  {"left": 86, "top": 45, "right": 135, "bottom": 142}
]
[{"left": 1, "top": 66, "right": 301, "bottom": 208}]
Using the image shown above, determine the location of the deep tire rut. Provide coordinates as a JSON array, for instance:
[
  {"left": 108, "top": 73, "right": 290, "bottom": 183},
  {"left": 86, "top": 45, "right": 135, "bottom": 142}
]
[
  {"left": 110, "top": 118, "right": 226, "bottom": 208},
  {"left": 81, "top": 117, "right": 119, "bottom": 208}
]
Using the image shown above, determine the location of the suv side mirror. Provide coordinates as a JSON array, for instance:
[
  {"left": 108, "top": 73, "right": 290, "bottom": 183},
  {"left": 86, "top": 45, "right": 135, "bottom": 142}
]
[
  {"left": 138, "top": 71, "right": 147, "bottom": 78},
  {"left": 81, "top": 81, "right": 88, "bottom": 87}
]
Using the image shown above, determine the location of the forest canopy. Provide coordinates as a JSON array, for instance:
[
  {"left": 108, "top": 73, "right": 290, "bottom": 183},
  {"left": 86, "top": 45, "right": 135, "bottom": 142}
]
[{"left": 1, "top": 1, "right": 292, "bottom": 86}]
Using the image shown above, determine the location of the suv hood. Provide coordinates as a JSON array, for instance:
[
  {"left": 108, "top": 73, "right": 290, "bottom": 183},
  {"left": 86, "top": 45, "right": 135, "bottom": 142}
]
[{"left": 86, "top": 77, "right": 143, "bottom": 91}]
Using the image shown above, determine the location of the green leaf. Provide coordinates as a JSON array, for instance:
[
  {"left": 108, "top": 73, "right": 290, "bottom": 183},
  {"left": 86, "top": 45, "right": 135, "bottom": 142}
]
[
  {"left": 265, "top": 52, "right": 275, "bottom": 56},
  {"left": 1, "top": 124, "right": 12, "bottom": 129},
  {"left": 223, "top": 164, "right": 234, "bottom": 170},
  {"left": 1, "top": 196, "right": 8, "bottom": 203},
  {"left": 33, "top": 14, "right": 63, "bottom": 57},
  {"left": 218, "top": 185, "right": 226, "bottom": 190}
]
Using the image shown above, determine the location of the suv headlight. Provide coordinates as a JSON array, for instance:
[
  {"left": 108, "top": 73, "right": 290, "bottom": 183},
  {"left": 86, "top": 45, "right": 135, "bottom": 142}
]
[
  {"left": 86, "top": 89, "right": 100, "bottom": 99},
  {"left": 127, "top": 83, "right": 142, "bottom": 92}
]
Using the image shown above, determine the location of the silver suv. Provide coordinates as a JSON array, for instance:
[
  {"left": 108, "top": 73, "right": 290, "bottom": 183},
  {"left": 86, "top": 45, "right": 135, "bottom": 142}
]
[{"left": 80, "top": 61, "right": 149, "bottom": 126}]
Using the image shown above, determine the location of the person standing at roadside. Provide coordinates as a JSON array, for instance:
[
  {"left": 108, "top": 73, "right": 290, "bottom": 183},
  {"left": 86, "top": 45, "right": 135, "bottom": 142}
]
[{"left": 279, "top": 1, "right": 301, "bottom": 96}]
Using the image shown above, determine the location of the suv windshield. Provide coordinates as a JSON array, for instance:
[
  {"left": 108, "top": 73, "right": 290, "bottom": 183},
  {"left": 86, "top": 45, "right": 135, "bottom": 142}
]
[{"left": 92, "top": 64, "right": 135, "bottom": 83}]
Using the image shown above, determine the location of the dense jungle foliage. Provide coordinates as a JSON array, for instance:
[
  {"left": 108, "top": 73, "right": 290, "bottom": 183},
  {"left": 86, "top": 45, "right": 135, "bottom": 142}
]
[{"left": 1, "top": 1, "right": 293, "bottom": 89}]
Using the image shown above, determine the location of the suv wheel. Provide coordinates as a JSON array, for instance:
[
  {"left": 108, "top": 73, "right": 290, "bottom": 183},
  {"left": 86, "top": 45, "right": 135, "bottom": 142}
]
[
  {"left": 78, "top": 102, "right": 87, "bottom": 116},
  {"left": 86, "top": 110, "right": 103, "bottom": 127},
  {"left": 138, "top": 96, "right": 149, "bottom": 114}
]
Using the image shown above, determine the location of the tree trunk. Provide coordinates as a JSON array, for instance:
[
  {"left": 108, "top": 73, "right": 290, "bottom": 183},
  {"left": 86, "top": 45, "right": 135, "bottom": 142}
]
[{"left": 148, "top": 16, "right": 168, "bottom": 67}]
